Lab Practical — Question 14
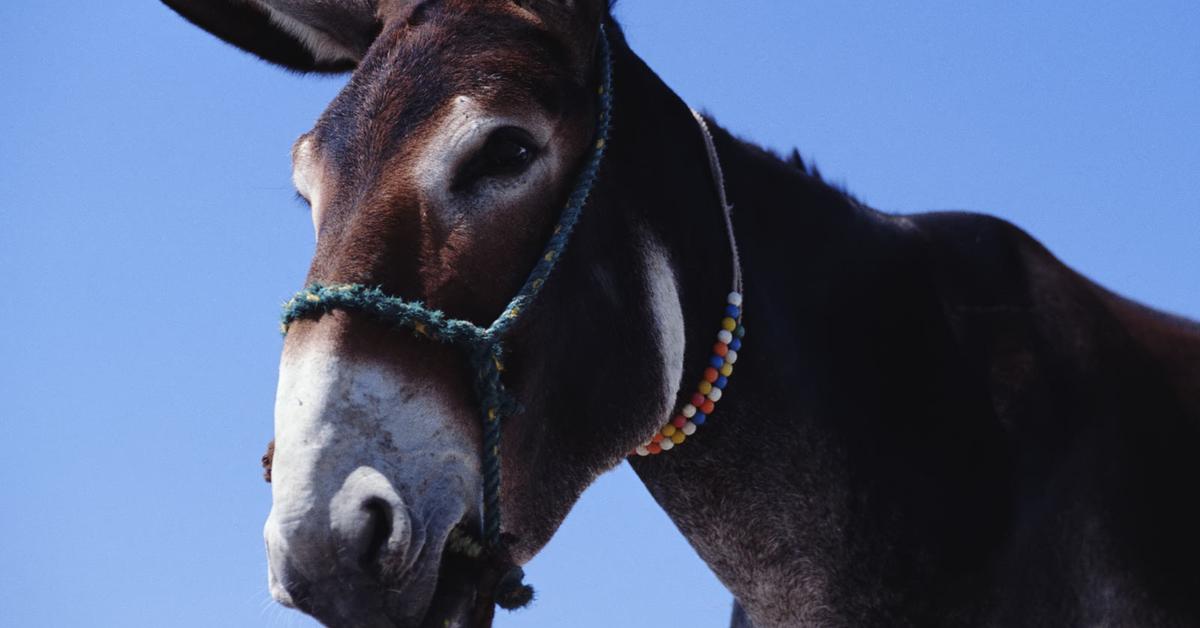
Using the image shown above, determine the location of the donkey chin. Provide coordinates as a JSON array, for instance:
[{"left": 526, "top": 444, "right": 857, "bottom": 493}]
[{"left": 264, "top": 335, "right": 487, "bottom": 627}]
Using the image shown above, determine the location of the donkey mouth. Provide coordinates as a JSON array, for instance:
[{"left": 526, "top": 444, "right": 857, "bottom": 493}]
[
  {"left": 418, "top": 536, "right": 488, "bottom": 628},
  {"left": 414, "top": 521, "right": 532, "bottom": 628}
]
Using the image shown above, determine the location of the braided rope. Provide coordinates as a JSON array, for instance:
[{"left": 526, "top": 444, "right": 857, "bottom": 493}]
[
  {"left": 278, "top": 26, "right": 614, "bottom": 611},
  {"left": 690, "top": 110, "right": 742, "bottom": 295}
]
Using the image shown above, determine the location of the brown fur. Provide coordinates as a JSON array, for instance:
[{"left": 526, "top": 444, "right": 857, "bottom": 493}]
[{"left": 261, "top": 439, "right": 274, "bottom": 483}]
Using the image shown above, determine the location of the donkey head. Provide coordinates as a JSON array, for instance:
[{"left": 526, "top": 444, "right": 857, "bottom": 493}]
[{"left": 166, "top": 1, "right": 692, "bottom": 625}]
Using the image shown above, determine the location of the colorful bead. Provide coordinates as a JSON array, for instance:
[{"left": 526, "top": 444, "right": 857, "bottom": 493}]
[{"left": 631, "top": 290, "right": 745, "bottom": 456}]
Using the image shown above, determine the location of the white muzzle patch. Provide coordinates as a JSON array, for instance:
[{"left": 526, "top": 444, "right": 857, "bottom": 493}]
[{"left": 264, "top": 326, "right": 481, "bottom": 605}]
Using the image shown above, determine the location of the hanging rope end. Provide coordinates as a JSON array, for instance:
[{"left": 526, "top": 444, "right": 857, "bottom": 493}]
[{"left": 494, "top": 566, "right": 534, "bottom": 610}]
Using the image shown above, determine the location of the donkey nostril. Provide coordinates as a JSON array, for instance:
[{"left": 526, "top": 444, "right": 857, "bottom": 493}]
[
  {"left": 328, "top": 467, "right": 412, "bottom": 578},
  {"left": 359, "top": 497, "right": 393, "bottom": 571}
]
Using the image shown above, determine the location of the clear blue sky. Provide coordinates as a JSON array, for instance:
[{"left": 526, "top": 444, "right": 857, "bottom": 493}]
[{"left": 1, "top": 2, "right": 1197, "bottom": 627}]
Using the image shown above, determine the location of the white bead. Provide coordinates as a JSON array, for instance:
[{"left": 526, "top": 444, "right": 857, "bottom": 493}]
[
  {"left": 707, "top": 388, "right": 722, "bottom": 402},
  {"left": 659, "top": 439, "right": 674, "bottom": 451},
  {"left": 635, "top": 445, "right": 650, "bottom": 456},
  {"left": 725, "top": 350, "right": 738, "bottom": 365},
  {"left": 727, "top": 292, "right": 743, "bottom": 306},
  {"left": 681, "top": 404, "right": 696, "bottom": 418},
  {"left": 682, "top": 421, "right": 697, "bottom": 435},
  {"left": 717, "top": 330, "right": 733, "bottom": 344}
]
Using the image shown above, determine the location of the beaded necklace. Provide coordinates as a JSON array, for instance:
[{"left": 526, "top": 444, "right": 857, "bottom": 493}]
[{"left": 633, "top": 110, "right": 745, "bottom": 456}]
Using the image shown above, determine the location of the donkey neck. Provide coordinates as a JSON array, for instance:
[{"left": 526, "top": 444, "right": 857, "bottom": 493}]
[
  {"left": 607, "top": 43, "right": 878, "bottom": 626},
  {"left": 616, "top": 48, "right": 1027, "bottom": 621}
]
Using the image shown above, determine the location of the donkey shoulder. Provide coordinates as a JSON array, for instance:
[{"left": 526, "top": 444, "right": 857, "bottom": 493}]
[{"left": 904, "top": 210, "right": 1199, "bottom": 414}]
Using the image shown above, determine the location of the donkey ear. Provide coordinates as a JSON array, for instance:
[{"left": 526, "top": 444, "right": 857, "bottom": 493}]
[{"left": 161, "top": 0, "right": 394, "bottom": 73}]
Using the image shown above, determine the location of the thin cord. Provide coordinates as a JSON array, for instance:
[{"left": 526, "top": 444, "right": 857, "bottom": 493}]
[{"left": 690, "top": 110, "right": 743, "bottom": 295}]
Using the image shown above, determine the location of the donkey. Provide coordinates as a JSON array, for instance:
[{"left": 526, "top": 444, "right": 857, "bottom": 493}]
[{"left": 163, "top": 1, "right": 1200, "bottom": 626}]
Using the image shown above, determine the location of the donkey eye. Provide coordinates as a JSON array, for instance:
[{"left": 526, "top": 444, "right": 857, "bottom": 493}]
[
  {"left": 458, "top": 127, "right": 538, "bottom": 186},
  {"left": 484, "top": 134, "right": 532, "bottom": 170}
]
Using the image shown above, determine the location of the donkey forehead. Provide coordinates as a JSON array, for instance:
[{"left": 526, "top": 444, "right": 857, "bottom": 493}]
[
  {"left": 308, "top": 7, "right": 580, "bottom": 159},
  {"left": 289, "top": 6, "right": 598, "bottom": 320}
]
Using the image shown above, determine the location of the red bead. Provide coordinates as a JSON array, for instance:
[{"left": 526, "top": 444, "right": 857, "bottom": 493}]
[
  {"left": 700, "top": 400, "right": 715, "bottom": 414},
  {"left": 672, "top": 416, "right": 687, "bottom": 428},
  {"left": 691, "top": 392, "right": 706, "bottom": 407},
  {"left": 703, "top": 367, "right": 719, "bottom": 383},
  {"left": 713, "top": 342, "right": 728, "bottom": 357},
  {"left": 651, "top": 433, "right": 663, "bottom": 443},
  {"left": 647, "top": 443, "right": 662, "bottom": 454}
]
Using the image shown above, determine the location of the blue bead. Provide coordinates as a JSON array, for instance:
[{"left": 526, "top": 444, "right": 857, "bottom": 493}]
[
  {"left": 709, "top": 355, "right": 725, "bottom": 369},
  {"left": 715, "top": 376, "right": 728, "bottom": 389},
  {"left": 692, "top": 413, "right": 707, "bottom": 425},
  {"left": 725, "top": 305, "right": 740, "bottom": 318},
  {"left": 730, "top": 339, "right": 742, "bottom": 351}
]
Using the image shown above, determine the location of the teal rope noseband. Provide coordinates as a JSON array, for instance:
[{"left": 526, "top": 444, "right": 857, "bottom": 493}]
[{"left": 279, "top": 26, "right": 613, "bottom": 610}]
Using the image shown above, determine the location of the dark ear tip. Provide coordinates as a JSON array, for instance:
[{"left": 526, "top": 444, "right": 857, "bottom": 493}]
[{"left": 161, "top": 0, "right": 368, "bottom": 74}]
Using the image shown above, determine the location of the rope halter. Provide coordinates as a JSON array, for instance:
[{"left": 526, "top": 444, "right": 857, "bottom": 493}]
[{"left": 278, "top": 25, "right": 614, "bottom": 612}]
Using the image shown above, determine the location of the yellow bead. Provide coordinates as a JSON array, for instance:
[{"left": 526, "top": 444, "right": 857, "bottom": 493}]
[
  {"left": 721, "top": 317, "right": 737, "bottom": 331},
  {"left": 698, "top": 381, "right": 713, "bottom": 395},
  {"left": 720, "top": 363, "right": 734, "bottom": 377},
  {"left": 661, "top": 425, "right": 676, "bottom": 437},
  {"left": 671, "top": 432, "right": 686, "bottom": 444}
]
